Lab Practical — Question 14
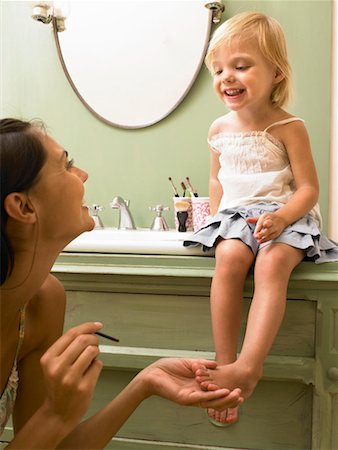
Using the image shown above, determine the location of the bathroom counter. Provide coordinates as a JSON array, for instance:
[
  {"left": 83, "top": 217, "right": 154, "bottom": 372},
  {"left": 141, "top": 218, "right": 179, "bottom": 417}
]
[
  {"left": 50, "top": 252, "right": 338, "bottom": 450},
  {"left": 54, "top": 251, "right": 337, "bottom": 282}
]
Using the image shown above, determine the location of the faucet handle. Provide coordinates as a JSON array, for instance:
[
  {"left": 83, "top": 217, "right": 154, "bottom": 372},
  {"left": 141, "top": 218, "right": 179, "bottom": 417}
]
[
  {"left": 149, "top": 205, "right": 170, "bottom": 215},
  {"left": 149, "top": 205, "right": 169, "bottom": 231},
  {"left": 89, "top": 204, "right": 104, "bottom": 229},
  {"left": 89, "top": 204, "right": 104, "bottom": 215}
]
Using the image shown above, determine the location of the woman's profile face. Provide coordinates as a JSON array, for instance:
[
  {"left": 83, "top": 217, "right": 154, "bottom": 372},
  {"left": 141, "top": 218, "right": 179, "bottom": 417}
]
[{"left": 28, "top": 133, "right": 94, "bottom": 244}]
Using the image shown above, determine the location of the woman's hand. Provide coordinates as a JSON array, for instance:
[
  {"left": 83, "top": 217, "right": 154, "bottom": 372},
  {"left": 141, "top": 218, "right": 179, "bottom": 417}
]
[
  {"left": 39, "top": 322, "right": 103, "bottom": 432},
  {"left": 140, "top": 358, "right": 243, "bottom": 410},
  {"left": 247, "top": 213, "right": 288, "bottom": 244}
]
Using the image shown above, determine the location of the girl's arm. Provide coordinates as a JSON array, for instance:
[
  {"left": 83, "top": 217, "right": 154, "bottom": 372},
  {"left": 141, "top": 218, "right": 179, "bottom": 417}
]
[
  {"left": 208, "top": 116, "right": 227, "bottom": 216},
  {"left": 276, "top": 120, "right": 319, "bottom": 221},
  {"left": 209, "top": 148, "right": 222, "bottom": 216},
  {"left": 249, "top": 121, "right": 319, "bottom": 243}
]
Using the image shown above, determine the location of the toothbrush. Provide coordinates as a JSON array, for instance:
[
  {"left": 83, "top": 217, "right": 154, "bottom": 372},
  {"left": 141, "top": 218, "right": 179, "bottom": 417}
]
[
  {"left": 168, "top": 177, "right": 179, "bottom": 197},
  {"left": 180, "top": 181, "right": 187, "bottom": 197},
  {"left": 186, "top": 177, "right": 198, "bottom": 197}
]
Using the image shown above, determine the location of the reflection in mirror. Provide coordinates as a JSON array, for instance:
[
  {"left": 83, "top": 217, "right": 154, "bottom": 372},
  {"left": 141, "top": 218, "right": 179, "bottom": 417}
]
[{"left": 53, "top": 1, "right": 214, "bottom": 128}]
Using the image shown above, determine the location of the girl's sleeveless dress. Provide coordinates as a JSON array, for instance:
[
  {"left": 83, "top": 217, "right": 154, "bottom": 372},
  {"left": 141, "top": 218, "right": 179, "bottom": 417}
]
[{"left": 184, "top": 118, "right": 338, "bottom": 263}]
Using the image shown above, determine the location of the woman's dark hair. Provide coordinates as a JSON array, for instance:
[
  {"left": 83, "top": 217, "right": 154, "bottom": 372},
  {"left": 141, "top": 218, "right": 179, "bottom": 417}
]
[{"left": 0, "top": 118, "right": 47, "bottom": 285}]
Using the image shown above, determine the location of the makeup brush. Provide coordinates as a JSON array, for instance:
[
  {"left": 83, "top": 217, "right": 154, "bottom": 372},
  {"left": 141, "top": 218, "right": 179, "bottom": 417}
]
[
  {"left": 175, "top": 200, "right": 190, "bottom": 232},
  {"left": 180, "top": 181, "right": 187, "bottom": 197},
  {"left": 168, "top": 177, "right": 179, "bottom": 197},
  {"left": 95, "top": 331, "right": 119, "bottom": 342},
  {"left": 186, "top": 177, "right": 198, "bottom": 197}
]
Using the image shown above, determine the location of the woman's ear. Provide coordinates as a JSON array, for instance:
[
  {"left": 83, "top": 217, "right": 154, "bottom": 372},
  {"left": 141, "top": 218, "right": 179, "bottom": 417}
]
[
  {"left": 274, "top": 68, "right": 284, "bottom": 84},
  {"left": 4, "top": 193, "right": 37, "bottom": 224}
]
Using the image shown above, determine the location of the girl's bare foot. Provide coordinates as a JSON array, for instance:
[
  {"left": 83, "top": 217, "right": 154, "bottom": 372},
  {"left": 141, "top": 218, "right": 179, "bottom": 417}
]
[
  {"left": 205, "top": 382, "right": 240, "bottom": 425},
  {"left": 195, "top": 361, "right": 262, "bottom": 425},
  {"left": 208, "top": 406, "right": 239, "bottom": 425},
  {"left": 196, "top": 360, "right": 262, "bottom": 399}
]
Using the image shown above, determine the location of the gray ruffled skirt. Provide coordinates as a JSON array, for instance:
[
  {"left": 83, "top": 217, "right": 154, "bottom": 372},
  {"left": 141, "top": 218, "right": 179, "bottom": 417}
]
[{"left": 183, "top": 203, "right": 338, "bottom": 264}]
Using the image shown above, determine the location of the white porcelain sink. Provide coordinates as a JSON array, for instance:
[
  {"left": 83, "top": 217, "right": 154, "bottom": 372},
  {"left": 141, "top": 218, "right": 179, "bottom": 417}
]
[{"left": 63, "top": 228, "right": 208, "bottom": 256}]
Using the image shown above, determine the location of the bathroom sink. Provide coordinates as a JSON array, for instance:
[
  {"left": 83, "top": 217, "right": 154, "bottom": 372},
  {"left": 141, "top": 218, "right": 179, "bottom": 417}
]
[{"left": 63, "top": 228, "right": 207, "bottom": 256}]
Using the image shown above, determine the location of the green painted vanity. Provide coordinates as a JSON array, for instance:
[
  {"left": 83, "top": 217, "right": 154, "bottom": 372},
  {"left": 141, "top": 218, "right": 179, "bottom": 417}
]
[{"left": 51, "top": 252, "right": 338, "bottom": 450}]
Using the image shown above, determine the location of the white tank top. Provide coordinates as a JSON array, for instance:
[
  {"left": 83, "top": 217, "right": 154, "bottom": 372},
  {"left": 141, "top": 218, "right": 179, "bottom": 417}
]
[{"left": 208, "top": 118, "right": 322, "bottom": 226}]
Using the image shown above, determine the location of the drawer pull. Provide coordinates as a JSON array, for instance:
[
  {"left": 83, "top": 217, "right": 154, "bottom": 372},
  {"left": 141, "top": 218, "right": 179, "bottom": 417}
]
[{"left": 327, "top": 367, "right": 338, "bottom": 381}]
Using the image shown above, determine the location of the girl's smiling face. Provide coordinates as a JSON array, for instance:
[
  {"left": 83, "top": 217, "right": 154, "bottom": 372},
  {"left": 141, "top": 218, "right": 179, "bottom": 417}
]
[
  {"left": 211, "top": 38, "right": 282, "bottom": 113},
  {"left": 28, "top": 133, "right": 94, "bottom": 244}
]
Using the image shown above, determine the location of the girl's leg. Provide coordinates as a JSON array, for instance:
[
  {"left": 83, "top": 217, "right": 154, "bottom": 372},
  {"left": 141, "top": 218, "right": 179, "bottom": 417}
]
[
  {"left": 211, "top": 239, "right": 254, "bottom": 362},
  {"left": 235, "top": 243, "right": 304, "bottom": 382},
  {"left": 197, "top": 243, "right": 304, "bottom": 405},
  {"left": 208, "top": 239, "right": 254, "bottom": 423}
]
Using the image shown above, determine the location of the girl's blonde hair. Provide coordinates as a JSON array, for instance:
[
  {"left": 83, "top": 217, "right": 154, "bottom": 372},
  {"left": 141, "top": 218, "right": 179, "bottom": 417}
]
[{"left": 205, "top": 11, "right": 292, "bottom": 107}]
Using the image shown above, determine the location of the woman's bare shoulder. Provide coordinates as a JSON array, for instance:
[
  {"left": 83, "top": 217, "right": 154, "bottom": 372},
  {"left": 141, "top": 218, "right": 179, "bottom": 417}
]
[
  {"left": 22, "top": 275, "right": 66, "bottom": 356},
  {"left": 28, "top": 274, "right": 66, "bottom": 318}
]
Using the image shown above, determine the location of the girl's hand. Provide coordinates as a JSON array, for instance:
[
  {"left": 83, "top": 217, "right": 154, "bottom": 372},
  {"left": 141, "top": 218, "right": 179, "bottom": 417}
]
[
  {"left": 141, "top": 358, "right": 243, "bottom": 410},
  {"left": 39, "top": 322, "right": 103, "bottom": 431},
  {"left": 247, "top": 213, "right": 288, "bottom": 244}
]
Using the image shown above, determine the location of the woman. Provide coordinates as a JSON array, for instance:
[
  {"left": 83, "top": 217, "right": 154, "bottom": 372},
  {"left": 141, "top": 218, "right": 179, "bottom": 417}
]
[{"left": 0, "top": 118, "right": 242, "bottom": 449}]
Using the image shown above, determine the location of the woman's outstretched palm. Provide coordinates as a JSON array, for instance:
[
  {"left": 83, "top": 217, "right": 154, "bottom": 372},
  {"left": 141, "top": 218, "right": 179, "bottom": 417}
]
[{"left": 142, "top": 358, "right": 243, "bottom": 410}]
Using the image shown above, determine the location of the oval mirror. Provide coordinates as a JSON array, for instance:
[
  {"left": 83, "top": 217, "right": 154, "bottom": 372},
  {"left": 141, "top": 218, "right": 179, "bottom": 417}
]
[{"left": 53, "top": 1, "right": 214, "bottom": 128}]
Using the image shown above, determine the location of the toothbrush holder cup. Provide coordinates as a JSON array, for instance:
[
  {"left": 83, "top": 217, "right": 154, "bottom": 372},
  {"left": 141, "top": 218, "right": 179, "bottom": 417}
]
[{"left": 191, "top": 196, "right": 211, "bottom": 231}]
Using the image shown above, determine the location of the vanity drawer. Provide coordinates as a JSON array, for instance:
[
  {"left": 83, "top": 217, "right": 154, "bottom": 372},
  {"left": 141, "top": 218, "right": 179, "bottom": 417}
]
[{"left": 64, "top": 290, "right": 316, "bottom": 357}]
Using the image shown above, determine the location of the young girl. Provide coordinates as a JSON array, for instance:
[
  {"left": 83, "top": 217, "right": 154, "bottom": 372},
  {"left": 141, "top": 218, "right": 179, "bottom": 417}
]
[
  {"left": 184, "top": 11, "right": 338, "bottom": 426},
  {"left": 0, "top": 118, "right": 242, "bottom": 448}
]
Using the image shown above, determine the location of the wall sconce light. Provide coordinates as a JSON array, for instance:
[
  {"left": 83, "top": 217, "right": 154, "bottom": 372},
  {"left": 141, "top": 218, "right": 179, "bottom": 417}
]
[
  {"left": 31, "top": 2, "right": 66, "bottom": 32},
  {"left": 31, "top": 3, "right": 53, "bottom": 24},
  {"left": 205, "top": 1, "right": 225, "bottom": 24}
]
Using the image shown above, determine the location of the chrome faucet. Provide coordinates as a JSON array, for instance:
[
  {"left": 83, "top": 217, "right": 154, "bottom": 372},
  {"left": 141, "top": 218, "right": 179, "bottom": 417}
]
[{"left": 110, "top": 196, "right": 136, "bottom": 230}]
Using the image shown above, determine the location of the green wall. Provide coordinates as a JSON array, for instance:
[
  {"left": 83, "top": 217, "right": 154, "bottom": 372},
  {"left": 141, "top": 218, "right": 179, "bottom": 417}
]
[{"left": 1, "top": 1, "right": 332, "bottom": 230}]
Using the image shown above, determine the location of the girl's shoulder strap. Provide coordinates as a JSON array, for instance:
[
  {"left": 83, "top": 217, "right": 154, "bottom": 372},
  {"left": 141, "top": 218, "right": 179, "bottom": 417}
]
[{"left": 264, "top": 117, "right": 305, "bottom": 133}]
